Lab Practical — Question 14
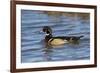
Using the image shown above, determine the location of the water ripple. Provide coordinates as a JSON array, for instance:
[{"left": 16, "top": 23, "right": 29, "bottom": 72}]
[{"left": 21, "top": 10, "right": 90, "bottom": 63}]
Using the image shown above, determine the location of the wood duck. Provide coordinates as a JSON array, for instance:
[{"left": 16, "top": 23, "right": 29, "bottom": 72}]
[{"left": 43, "top": 26, "right": 84, "bottom": 46}]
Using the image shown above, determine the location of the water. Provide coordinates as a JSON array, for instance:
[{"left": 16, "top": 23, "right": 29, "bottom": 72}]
[{"left": 21, "top": 10, "right": 90, "bottom": 63}]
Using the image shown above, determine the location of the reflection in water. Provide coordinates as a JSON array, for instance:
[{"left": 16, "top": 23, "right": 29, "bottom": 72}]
[
  {"left": 43, "top": 48, "right": 52, "bottom": 61},
  {"left": 43, "top": 40, "right": 82, "bottom": 62},
  {"left": 21, "top": 10, "right": 90, "bottom": 63}
]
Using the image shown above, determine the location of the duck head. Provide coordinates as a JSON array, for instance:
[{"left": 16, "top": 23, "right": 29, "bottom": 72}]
[{"left": 43, "top": 26, "right": 52, "bottom": 36}]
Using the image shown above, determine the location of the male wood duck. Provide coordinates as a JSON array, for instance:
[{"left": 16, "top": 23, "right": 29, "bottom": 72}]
[{"left": 43, "top": 26, "right": 84, "bottom": 46}]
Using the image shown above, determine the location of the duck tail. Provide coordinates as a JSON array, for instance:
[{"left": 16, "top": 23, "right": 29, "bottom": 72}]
[{"left": 79, "top": 35, "right": 84, "bottom": 39}]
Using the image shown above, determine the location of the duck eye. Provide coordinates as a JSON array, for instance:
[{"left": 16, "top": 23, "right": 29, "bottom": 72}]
[
  {"left": 43, "top": 29, "right": 46, "bottom": 32},
  {"left": 47, "top": 30, "right": 50, "bottom": 33}
]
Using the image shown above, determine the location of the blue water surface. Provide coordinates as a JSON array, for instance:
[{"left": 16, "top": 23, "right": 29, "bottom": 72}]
[{"left": 21, "top": 10, "right": 90, "bottom": 63}]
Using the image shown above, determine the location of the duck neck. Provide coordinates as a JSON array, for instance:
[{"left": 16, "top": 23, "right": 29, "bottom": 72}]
[{"left": 45, "top": 33, "right": 52, "bottom": 41}]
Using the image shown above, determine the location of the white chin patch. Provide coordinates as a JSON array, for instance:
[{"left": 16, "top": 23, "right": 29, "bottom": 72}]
[{"left": 46, "top": 34, "right": 49, "bottom": 36}]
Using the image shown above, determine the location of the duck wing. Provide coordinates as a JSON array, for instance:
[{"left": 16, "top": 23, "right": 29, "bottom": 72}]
[{"left": 53, "top": 35, "right": 84, "bottom": 41}]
